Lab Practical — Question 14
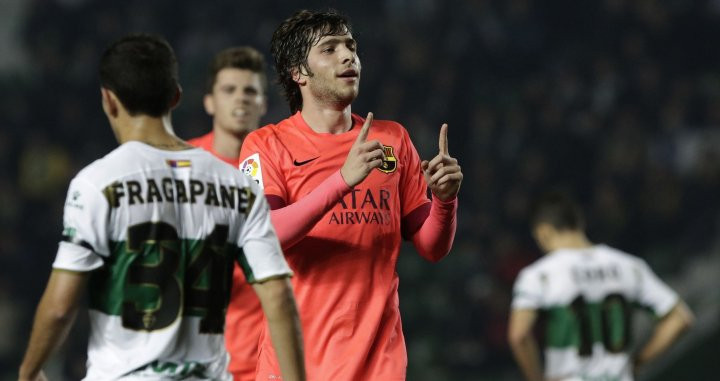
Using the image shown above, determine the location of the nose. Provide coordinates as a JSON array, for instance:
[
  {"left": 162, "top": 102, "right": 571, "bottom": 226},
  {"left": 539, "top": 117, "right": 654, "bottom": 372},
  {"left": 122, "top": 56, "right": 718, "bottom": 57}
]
[
  {"left": 339, "top": 45, "right": 355, "bottom": 65},
  {"left": 235, "top": 91, "right": 250, "bottom": 105}
]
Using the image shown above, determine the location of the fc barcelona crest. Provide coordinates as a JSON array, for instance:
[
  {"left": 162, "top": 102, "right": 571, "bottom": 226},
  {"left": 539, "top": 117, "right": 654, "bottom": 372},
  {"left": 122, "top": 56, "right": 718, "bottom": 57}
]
[{"left": 378, "top": 145, "right": 397, "bottom": 174}]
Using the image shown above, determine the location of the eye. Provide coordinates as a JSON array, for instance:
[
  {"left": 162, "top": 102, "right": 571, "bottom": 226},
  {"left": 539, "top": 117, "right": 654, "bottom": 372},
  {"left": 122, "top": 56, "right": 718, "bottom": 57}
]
[{"left": 322, "top": 47, "right": 335, "bottom": 54}]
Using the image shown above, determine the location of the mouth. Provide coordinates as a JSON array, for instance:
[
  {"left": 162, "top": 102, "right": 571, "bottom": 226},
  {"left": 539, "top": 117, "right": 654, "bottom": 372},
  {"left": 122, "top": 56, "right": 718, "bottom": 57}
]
[
  {"left": 232, "top": 108, "right": 247, "bottom": 118},
  {"left": 337, "top": 68, "right": 359, "bottom": 80}
]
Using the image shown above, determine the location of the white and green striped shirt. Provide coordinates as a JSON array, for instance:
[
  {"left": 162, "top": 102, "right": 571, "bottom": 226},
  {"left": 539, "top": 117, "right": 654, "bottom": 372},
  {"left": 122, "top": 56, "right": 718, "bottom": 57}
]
[
  {"left": 512, "top": 244, "right": 677, "bottom": 381},
  {"left": 54, "top": 142, "right": 291, "bottom": 380}
]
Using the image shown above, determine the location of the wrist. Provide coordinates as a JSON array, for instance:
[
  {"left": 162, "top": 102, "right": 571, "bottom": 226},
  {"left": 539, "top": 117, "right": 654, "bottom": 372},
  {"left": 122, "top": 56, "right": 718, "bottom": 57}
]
[
  {"left": 431, "top": 194, "right": 458, "bottom": 209},
  {"left": 18, "top": 368, "right": 36, "bottom": 380},
  {"left": 432, "top": 194, "right": 456, "bottom": 202},
  {"left": 338, "top": 169, "right": 355, "bottom": 188}
]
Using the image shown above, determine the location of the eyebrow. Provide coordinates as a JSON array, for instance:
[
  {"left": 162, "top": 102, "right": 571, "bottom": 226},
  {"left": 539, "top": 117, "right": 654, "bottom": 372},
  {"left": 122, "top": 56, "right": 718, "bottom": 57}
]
[{"left": 317, "top": 37, "right": 356, "bottom": 46}]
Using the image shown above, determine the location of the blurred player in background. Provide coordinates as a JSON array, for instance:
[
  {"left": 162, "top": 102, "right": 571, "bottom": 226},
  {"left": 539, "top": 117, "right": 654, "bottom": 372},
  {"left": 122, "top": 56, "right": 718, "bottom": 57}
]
[
  {"left": 509, "top": 191, "right": 693, "bottom": 381},
  {"left": 189, "top": 46, "right": 267, "bottom": 167},
  {"left": 188, "top": 46, "right": 269, "bottom": 381},
  {"left": 18, "top": 34, "right": 305, "bottom": 381},
  {"left": 239, "top": 9, "right": 463, "bottom": 380}
]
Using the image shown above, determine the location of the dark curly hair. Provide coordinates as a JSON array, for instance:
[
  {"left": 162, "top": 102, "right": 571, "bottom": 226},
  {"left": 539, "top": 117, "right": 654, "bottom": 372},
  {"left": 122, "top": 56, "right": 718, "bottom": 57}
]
[{"left": 271, "top": 9, "right": 352, "bottom": 113}]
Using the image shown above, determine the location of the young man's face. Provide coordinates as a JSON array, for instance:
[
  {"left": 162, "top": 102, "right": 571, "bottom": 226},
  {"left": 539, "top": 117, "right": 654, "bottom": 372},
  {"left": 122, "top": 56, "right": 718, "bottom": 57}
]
[
  {"left": 204, "top": 68, "right": 266, "bottom": 137},
  {"left": 300, "top": 31, "right": 361, "bottom": 107}
]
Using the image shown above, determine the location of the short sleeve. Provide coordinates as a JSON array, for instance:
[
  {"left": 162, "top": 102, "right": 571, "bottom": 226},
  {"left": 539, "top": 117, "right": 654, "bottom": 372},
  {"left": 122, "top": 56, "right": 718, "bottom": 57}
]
[
  {"left": 239, "top": 130, "right": 288, "bottom": 202},
  {"left": 236, "top": 182, "right": 292, "bottom": 283},
  {"left": 53, "top": 177, "right": 108, "bottom": 272},
  {"left": 398, "top": 127, "right": 431, "bottom": 217},
  {"left": 634, "top": 259, "right": 678, "bottom": 317},
  {"left": 512, "top": 268, "right": 545, "bottom": 310}
]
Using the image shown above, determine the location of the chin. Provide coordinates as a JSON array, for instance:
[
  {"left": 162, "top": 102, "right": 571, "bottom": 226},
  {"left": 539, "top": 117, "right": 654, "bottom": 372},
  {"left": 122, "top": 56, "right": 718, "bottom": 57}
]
[
  {"left": 223, "top": 125, "right": 249, "bottom": 135},
  {"left": 337, "top": 91, "right": 358, "bottom": 104}
]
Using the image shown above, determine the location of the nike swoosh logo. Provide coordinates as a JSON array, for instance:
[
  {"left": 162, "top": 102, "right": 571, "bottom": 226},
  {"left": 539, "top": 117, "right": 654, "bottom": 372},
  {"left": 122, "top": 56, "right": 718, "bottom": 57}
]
[{"left": 293, "top": 157, "right": 319, "bottom": 166}]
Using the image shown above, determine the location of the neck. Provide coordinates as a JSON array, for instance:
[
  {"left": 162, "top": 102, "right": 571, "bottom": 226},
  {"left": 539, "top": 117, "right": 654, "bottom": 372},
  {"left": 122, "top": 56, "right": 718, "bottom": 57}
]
[
  {"left": 211, "top": 125, "right": 246, "bottom": 159},
  {"left": 546, "top": 231, "right": 593, "bottom": 254},
  {"left": 115, "top": 113, "right": 190, "bottom": 151},
  {"left": 299, "top": 99, "right": 353, "bottom": 134}
]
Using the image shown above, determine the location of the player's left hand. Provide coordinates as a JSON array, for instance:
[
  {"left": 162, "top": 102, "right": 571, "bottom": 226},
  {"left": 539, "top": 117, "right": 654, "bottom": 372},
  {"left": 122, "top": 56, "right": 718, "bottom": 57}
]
[{"left": 422, "top": 123, "right": 462, "bottom": 201}]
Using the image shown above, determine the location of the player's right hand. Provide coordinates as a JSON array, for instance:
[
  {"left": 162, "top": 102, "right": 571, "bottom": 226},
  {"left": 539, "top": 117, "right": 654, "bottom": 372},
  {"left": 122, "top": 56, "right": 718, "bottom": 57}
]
[{"left": 340, "top": 112, "right": 385, "bottom": 187}]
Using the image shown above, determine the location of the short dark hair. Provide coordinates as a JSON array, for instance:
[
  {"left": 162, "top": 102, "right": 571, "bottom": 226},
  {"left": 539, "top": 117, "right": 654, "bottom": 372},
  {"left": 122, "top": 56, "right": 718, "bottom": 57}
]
[
  {"left": 99, "top": 34, "right": 179, "bottom": 117},
  {"left": 271, "top": 9, "right": 352, "bottom": 113},
  {"left": 205, "top": 46, "right": 268, "bottom": 94},
  {"left": 530, "top": 191, "right": 585, "bottom": 231}
]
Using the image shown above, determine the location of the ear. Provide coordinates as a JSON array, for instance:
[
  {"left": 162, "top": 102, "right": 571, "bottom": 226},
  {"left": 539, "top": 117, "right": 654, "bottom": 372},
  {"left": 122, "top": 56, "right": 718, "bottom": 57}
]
[
  {"left": 533, "top": 223, "right": 555, "bottom": 252},
  {"left": 535, "top": 223, "right": 554, "bottom": 241},
  {"left": 203, "top": 93, "right": 215, "bottom": 116},
  {"left": 101, "top": 87, "right": 119, "bottom": 118},
  {"left": 170, "top": 84, "right": 183, "bottom": 110},
  {"left": 292, "top": 67, "right": 307, "bottom": 86}
]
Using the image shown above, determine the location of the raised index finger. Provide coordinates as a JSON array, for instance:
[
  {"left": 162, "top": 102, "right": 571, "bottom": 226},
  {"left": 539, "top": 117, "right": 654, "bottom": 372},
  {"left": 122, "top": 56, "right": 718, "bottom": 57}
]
[
  {"left": 356, "top": 112, "right": 374, "bottom": 144},
  {"left": 439, "top": 123, "right": 449, "bottom": 155}
]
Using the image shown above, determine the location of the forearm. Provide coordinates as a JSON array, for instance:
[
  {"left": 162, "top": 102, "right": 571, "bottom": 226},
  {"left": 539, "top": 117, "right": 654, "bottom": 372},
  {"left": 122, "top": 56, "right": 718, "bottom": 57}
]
[
  {"left": 635, "top": 302, "right": 693, "bottom": 367},
  {"left": 270, "top": 171, "right": 351, "bottom": 250},
  {"left": 265, "top": 303, "right": 305, "bottom": 381},
  {"left": 19, "top": 294, "right": 79, "bottom": 379},
  {"left": 410, "top": 196, "right": 458, "bottom": 262},
  {"left": 510, "top": 337, "right": 544, "bottom": 381},
  {"left": 255, "top": 279, "right": 306, "bottom": 381}
]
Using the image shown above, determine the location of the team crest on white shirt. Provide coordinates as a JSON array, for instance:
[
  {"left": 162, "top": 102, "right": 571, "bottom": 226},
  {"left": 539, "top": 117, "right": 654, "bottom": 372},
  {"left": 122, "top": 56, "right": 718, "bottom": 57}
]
[{"left": 240, "top": 153, "right": 264, "bottom": 189}]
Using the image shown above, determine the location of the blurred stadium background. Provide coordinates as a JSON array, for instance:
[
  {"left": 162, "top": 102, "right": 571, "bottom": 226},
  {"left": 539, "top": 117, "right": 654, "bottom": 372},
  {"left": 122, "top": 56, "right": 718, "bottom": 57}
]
[{"left": 1, "top": 0, "right": 719, "bottom": 379}]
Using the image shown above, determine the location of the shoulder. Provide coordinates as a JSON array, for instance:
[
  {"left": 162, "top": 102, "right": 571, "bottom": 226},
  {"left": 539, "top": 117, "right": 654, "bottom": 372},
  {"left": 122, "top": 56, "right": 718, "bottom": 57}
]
[
  {"left": 356, "top": 115, "right": 418, "bottom": 157},
  {"left": 513, "top": 260, "right": 551, "bottom": 294},
  {"left": 520, "top": 252, "right": 571, "bottom": 278},
  {"left": 595, "top": 244, "right": 644, "bottom": 267},
  {"left": 358, "top": 114, "right": 407, "bottom": 137},
  {"left": 370, "top": 117, "right": 405, "bottom": 130},
  {"left": 73, "top": 144, "right": 136, "bottom": 187},
  {"left": 248, "top": 115, "right": 304, "bottom": 142},
  {"left": 242, "top": 118, "right": 311, "bottom": 160},
  {"left": 244, "top": 122, "right": 287, "bottom": 149},
  {"left": 516, "top": 258, "right": 545, "bottom": 281},
  {"left": 248, "top": 123, "right": 282, "bottom": 140},
  {"left": 532, "top": 252, "right": 560, "bottom": 269}
]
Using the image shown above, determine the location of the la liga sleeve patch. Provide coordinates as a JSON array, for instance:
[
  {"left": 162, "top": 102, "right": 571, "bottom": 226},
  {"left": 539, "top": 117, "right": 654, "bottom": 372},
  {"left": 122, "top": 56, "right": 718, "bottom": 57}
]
[{"left": 240, "top": 153, "right": 264, "bottom": 189}]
